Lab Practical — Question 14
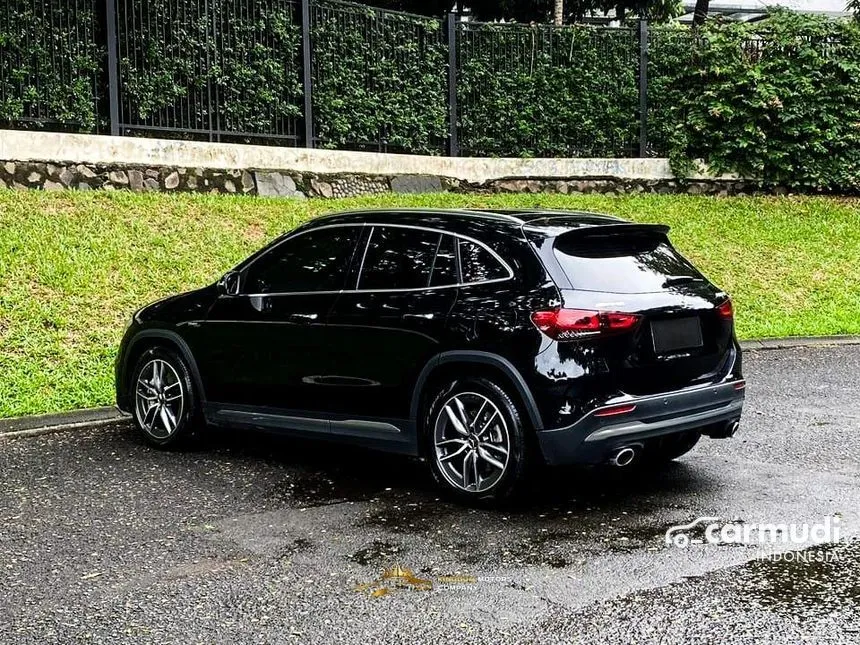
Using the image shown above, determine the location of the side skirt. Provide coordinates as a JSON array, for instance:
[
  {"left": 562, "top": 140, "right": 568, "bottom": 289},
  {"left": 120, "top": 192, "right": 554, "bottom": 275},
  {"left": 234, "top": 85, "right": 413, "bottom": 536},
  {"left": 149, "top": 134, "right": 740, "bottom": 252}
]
[{"left": 202, "top": 403, "right": 419, "bottom": 456}]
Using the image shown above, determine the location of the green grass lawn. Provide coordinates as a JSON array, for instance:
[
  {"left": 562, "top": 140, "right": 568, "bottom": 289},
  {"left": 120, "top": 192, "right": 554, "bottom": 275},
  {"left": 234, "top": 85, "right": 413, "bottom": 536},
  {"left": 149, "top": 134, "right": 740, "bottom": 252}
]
[{"left": 1, "top": 190, "right": 858, "bottom": 419}]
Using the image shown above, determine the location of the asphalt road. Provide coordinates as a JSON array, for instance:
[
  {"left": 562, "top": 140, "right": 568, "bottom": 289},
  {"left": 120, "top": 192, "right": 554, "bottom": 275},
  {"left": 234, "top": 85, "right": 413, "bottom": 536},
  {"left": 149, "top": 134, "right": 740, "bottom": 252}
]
[{"left": 2, "top": 346, "right": 860, "bottom": 644}]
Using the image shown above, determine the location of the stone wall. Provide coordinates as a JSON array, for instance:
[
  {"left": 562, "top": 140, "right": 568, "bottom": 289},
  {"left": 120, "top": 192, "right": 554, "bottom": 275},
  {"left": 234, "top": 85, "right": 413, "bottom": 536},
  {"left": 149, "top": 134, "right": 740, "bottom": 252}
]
[{"left": 0, "top": 160, "right": 779, "bottom": 198}]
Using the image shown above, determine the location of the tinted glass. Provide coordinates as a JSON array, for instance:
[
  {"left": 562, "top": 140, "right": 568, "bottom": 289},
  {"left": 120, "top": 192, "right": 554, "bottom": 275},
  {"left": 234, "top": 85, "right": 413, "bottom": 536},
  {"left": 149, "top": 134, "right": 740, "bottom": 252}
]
[
  {"left": 552, "top": 231, "right": 703, "bottom": 294},
  {"left": 459, "top": 239, "right": 508, "bottom": 283},
  {"left": 359, "top": 227, "right": 441, "bottom": 290},
  {"left": 429, "top": 234, "right": 458, "bottom": 287},
  {"left": 244, "top": 227, "right": 359, "bottom": 293}
]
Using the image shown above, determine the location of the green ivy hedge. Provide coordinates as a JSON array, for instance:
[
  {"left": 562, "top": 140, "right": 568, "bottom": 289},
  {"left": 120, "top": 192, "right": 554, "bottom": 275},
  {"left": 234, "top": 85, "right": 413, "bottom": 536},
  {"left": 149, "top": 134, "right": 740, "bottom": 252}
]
[
  {"left": 0, "top": 0, "right": 103, "bottom": 130},
  {"left": 310, "top": 0, "right": 448, "bottom": 153},
  {"left": 457, "top": 23, "right": 639, "bottom": 157},
  {"left": 1, "top": 3, "right": 860, "bottom": 188},
  {"left": 118, "top": 0, "right": 303, "bottom": 139}
]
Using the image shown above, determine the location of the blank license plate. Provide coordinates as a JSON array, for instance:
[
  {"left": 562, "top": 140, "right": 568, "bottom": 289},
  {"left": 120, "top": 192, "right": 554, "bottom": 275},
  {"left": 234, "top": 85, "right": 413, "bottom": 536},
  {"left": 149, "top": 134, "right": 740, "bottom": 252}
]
[{"left": 651, "top": 317, "right": 703, "bottom": 353}]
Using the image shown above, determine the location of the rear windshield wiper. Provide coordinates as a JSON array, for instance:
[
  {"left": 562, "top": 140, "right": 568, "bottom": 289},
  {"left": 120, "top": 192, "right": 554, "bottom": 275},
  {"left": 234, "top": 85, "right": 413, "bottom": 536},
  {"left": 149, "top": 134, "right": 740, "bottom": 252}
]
[{"left": 662, "top": 275, "right": 703, "bottom": 287}]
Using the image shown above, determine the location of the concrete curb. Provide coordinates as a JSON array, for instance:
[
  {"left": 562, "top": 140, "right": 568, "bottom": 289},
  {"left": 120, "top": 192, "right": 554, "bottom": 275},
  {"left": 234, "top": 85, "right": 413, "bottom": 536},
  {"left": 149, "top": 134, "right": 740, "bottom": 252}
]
[
  {"left": 739, "top": 335, "right": 860, "bottom": 351},
  {"left": 0, "top": 336, "right": 858, "bottom": 438},
  {"left": 0, "top": 407, "right": 128, "bottom": 439}
]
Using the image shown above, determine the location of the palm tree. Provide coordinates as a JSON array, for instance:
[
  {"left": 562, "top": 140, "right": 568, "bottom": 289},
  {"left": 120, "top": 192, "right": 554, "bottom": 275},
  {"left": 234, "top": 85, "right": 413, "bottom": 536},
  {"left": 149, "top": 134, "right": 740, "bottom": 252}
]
[{"left": 554, "top": 0, "right": 564, "bottom": 25}]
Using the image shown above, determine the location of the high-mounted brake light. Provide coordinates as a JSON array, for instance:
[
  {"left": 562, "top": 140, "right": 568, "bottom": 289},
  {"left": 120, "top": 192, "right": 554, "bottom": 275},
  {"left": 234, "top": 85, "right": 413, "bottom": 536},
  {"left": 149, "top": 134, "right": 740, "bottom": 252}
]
[
  {"left": 530, "top": 308, "right": 641, "bottom": 340},
  {"left": 716, "top": 298, "right": 734, "bottom": 320}
]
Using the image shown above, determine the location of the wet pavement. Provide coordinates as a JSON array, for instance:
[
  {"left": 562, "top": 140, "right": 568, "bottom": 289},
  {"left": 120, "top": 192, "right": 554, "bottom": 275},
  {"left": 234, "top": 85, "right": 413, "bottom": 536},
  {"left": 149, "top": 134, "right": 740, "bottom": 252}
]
[{"left": 1, "top": 345, "right": 859, "bottom": 644}]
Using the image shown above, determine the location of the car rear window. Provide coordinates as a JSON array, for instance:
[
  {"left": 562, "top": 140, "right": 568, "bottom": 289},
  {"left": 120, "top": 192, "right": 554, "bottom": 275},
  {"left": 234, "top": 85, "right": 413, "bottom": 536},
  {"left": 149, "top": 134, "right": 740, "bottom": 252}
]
[{"left": 551, "top": 231, "right": 703, "bottom": 294}]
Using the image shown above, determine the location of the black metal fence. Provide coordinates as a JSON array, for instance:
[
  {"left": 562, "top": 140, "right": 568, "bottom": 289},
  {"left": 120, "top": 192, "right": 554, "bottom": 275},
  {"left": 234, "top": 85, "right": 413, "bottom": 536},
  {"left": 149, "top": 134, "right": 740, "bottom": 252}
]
[
  {"left": 0, "top": 0, "right": 104, "bottom": 132},
  {"left": 0, "top": 0, "right": 663, "bottom": 157},
  {"left": 456, "top": 21, "right": 644, "bottom": 157}
]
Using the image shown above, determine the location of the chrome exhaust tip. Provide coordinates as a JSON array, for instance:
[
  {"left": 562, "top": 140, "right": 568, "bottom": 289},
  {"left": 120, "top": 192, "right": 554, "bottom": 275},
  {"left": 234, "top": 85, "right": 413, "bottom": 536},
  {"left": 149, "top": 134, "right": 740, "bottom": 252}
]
[
  {"left": 728, "top": 421, "right": 740, "bottom": 437},
  {"left": 609, "top": 446, "right": 637, "bottom": 468}
]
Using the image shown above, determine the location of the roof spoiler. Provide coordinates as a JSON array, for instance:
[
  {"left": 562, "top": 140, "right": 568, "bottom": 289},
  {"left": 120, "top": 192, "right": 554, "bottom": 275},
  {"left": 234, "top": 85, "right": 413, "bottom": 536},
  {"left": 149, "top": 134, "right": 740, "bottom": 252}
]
[{"left": 554, "top": 222, "right": 670, "bottom": 241}]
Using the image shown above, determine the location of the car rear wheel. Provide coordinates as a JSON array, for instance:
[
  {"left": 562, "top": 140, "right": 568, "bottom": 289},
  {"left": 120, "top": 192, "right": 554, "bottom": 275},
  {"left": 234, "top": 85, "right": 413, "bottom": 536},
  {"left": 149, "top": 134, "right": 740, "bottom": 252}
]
[
  {"left": 424, "top": 377, "right": 531, "bottom": 504},
  {"left": 131, "top": 347, "right": 200, "bottom": 448},
  {"left": 644, "top": 431, "right": 701, "bottom": 464}
]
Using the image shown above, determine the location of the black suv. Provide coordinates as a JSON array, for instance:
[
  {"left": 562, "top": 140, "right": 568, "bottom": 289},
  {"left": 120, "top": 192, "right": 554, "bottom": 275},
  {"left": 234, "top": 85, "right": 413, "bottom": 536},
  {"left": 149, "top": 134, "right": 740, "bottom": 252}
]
[{"left": 116, "top": 208, "right": 745, "bottom": 502}]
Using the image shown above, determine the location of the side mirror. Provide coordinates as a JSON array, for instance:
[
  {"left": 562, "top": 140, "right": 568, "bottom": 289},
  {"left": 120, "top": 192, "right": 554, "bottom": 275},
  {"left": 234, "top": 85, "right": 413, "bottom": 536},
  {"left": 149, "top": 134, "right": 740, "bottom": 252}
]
[{"left": 217, "top": 271, "right": 241, "bottom": 296}]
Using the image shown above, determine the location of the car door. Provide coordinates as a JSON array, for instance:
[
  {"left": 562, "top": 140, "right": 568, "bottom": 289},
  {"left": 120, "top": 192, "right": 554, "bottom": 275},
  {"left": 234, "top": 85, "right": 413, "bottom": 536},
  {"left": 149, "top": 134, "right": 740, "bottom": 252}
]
[
  {"left": 195, "top": 224, "right": 363, "bottom": 412},
  {"left": 324, "top": 225, "right": 459, "bottom": 421}
]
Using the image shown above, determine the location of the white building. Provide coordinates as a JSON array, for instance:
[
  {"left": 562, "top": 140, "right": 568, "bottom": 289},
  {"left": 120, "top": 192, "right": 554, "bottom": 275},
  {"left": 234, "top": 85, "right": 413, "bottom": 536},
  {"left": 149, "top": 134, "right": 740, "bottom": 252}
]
[{"left": 678, "top": 1, "right": 851, "bottom": 22}]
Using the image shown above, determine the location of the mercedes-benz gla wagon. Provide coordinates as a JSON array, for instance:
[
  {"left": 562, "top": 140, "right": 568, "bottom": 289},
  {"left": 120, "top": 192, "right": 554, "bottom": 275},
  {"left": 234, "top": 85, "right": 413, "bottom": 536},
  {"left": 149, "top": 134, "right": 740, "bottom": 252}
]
[{"left": 116, "top": 209, "right": 745, "bottom": 502}]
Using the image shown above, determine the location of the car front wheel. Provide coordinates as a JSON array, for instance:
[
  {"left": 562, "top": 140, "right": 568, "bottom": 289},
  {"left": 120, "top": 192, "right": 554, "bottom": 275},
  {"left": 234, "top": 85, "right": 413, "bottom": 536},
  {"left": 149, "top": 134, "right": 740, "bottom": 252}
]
[
  {"left": 131, "top": 347, "right": 199, "bottom": 448},
  {"left": 425, "top": 377, "right": 531, "bottom": 504}
]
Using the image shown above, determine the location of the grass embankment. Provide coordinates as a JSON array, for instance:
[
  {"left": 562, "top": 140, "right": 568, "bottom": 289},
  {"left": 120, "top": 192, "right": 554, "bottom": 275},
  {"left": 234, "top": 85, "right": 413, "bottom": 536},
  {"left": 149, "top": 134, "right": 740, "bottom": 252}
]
[{"left": 1, "top": 190, "right": 858, "bottom": 418}]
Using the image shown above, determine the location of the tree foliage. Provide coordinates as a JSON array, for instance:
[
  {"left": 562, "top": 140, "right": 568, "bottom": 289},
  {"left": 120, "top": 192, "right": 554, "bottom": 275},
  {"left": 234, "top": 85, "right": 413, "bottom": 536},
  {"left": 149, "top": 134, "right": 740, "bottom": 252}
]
[{"left": 657, "top": 10, "right": 860, "bottom": 187}]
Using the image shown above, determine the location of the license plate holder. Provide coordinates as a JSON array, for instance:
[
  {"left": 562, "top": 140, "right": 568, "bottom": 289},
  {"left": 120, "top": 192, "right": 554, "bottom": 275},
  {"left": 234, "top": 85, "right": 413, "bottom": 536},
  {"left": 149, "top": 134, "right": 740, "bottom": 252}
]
[{"left": 651, "top": 317, "right": 704, "bottom": 354}]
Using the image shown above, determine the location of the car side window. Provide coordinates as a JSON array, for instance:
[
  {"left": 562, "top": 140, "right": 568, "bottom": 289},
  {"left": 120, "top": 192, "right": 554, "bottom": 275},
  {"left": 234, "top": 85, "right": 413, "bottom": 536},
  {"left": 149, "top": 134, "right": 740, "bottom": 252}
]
[
  {"left": 243, "top": 227, "right": 360, "bottom": 294},
  {"left": 429, "top": 234, "right": 459, "bottom": 287},
  {"left": 459, "top": 239, "right": 509, "bottom": 284},
  {"left": 358, "top": 227, "right": 441, "bottom": 290}
]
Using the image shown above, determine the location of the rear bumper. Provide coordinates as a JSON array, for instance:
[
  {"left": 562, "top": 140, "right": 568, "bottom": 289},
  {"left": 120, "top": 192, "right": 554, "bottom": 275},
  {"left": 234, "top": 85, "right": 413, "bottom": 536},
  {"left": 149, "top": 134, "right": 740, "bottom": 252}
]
[{"left": 536, "top": 380, "right": 746, "bottom": 465}]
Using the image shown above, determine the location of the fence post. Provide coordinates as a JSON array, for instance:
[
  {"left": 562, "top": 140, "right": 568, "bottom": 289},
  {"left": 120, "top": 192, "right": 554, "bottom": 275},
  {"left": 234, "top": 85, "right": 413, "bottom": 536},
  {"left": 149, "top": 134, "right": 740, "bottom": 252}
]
[
  {"left": 105, "top": 0, "right": 120, "bottom": 136},
  {"left": 638, "top": 19, "right": 648, "bottom": 158},
  {"left": 301, "top": 0, "right": 314, "bottom": 148},
  {"left": 446, "top": 12, "right": 459, "bottom": 157}
]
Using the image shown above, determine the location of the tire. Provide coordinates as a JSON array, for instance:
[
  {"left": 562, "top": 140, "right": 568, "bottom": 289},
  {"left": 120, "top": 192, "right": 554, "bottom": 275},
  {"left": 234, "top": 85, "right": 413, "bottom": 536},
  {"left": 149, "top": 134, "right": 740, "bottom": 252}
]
[
  {"left": 130, "top": 346, "right": 200, "bottom": 449},
  {"left": 423, "top": 377, "right": 532, "bottom": 504},
  {"left": 643, "top": 430, "right": 701, "bottom": 464}
]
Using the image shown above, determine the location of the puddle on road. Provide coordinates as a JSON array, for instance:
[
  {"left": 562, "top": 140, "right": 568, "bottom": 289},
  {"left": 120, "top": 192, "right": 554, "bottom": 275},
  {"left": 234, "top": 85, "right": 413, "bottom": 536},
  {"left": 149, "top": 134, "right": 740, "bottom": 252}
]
[
  {"left": 279, "top": 537, "right": 314, "bottom": 559},
  {"left": 350, "top": 464, "right": 713, "bottom": 569},
  {"left": 360, "top": 495, "right": 460, "bottom": 534},
  {"left": 276, "top": 471, "right": 376, "bottom": 507},
  {"left": 350, "top": 540, "right": 403, "bottom": 566},
  {"left": 736, "top": 541, "right": 860, "bottom": 617}
]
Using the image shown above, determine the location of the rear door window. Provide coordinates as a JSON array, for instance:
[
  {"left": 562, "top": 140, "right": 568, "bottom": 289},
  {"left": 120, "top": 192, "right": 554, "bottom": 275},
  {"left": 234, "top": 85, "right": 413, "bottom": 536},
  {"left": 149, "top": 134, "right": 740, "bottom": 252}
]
[
  {"left": 358, "top": 227, "right": 440, "bottom": 290},
  {"left": 552, "top": 231, "right": 703, "bottom": 294}
]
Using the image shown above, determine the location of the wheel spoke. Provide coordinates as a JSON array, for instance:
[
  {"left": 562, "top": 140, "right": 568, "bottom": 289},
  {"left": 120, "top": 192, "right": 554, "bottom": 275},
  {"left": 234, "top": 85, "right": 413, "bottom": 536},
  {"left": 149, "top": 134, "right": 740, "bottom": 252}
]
[
  {"left": 444, "top": 404, "right": 469, "bottom": 436},
  {"left": 481, "top": 442, "right": 508, "bottom": 457},
  {"left": 470, "top": 400, "right": 488, "bottom": 429},
  {"left": 453, "top": 396, "right": 472, "bottom": 430},
  {"left": 142, "top": 403, "right": 159, "bottom": 429},
  {"left": 436, "top": 438, "right": 467, "bottom": 448},
  {"left": 136, "top": 387, "right": 157, "bottom": 401},
  {"left": 163, "top": 381, "right": 181, "bottom": 393},
  {"left": 477, "top": 446, "right": 506, "bottom": 472},
  {"left": 439, "top": 443, "right": 469, "bottom": 463},
  {"left": 159, "top": 405, "right": 175, "bottom": 433},
  {"left": 461, "top": 451, "right": 473, "bottom": 489},
  {"left": 475, "top": 410, "right": 499, "bottom": 438}
]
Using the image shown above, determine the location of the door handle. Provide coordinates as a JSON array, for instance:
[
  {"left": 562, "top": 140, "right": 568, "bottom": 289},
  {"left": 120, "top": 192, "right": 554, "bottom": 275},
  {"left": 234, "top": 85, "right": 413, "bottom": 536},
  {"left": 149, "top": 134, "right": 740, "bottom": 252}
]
[
  {"left": 288, "top": 313, "right": 319, "bottom": 323},
  {"left": 402, "top": 313, "right": 434, "bottom": 321}
]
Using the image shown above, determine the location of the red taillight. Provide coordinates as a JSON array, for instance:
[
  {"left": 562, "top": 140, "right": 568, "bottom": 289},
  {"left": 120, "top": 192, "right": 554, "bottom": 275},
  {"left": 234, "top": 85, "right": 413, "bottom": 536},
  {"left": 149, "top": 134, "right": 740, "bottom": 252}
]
[
  {"left": 716, "top": 298, "right": 734, "bottom": 320},
  {"left": 530, "top": 308, "right": 641, "bottom": 340},
  {"left": 594, "top": 404, "right": 637, "bottom": 418}
]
